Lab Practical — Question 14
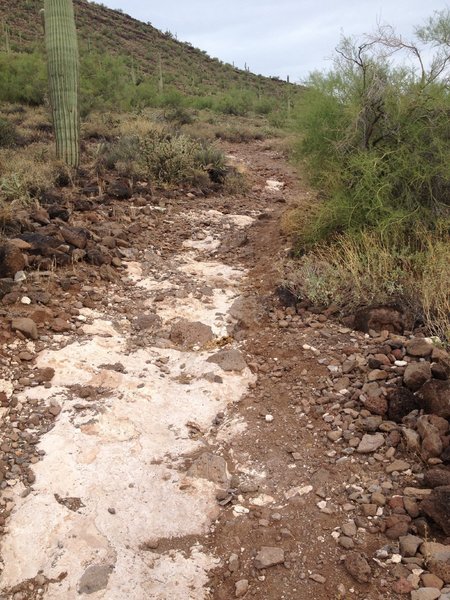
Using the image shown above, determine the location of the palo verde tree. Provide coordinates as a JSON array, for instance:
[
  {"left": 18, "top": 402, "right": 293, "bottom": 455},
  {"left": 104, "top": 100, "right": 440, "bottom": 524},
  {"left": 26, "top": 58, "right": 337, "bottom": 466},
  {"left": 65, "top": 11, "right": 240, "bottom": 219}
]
[
  {"left": 43, "top": 0, "right": 80, "bottom": 168},
  {"left": 296, "top": 9, "right": 450, "bottom": 243}
]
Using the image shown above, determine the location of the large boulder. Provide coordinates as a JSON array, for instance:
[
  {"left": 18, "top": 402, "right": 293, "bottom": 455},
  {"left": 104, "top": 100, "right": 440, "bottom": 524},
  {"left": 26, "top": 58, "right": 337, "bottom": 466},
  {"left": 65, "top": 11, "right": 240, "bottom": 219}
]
[
  {"left": 404, "top": 362, "right": 432, "bottom": 391},
  {"left": 387, "top": 387, "right": 420, "bottom": 422},
  {"left": 421, "top": 486, "right": 450, "bottom": 535},
  {"left": 419, "top": 380, "right": 450, "bottom": 419},
  {"left": 0, "top": 242, "right": 26, "bottom": 278}
]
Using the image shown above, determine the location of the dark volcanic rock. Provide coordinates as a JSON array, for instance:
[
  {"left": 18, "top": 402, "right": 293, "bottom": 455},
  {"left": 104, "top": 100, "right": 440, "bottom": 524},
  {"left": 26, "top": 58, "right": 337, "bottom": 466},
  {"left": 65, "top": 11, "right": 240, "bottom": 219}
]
[
  {"left": 424, "top": 468, "right": 450, "bottom": 489},
  {"left": 0, "top": 278, "right": 15, "bottom": 299},
  {"left": 421, "top": 486, "right": 450, "bottom": 535},
  {"left": 354, "top": 306, "right": 405, "bottom": 334},
  {"left": 387, "top": 387, "right": 420, "bottom": 423},
  {"left": 0, "top": 243, "right": 26, "bottom": 277}
]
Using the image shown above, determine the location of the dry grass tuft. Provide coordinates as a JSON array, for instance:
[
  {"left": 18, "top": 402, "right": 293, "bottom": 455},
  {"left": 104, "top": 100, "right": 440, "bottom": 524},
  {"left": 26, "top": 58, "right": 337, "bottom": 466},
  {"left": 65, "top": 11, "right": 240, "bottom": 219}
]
[{"left": 283, "top": 228, "right": 450, "bottom": 340}]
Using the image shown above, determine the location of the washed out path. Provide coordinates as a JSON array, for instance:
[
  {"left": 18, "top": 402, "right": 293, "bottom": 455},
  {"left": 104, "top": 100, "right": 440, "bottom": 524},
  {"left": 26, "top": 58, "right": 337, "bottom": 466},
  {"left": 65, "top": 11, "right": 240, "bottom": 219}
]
[{"left": 1, "top": 140, "right": 448, "bottom": 600}]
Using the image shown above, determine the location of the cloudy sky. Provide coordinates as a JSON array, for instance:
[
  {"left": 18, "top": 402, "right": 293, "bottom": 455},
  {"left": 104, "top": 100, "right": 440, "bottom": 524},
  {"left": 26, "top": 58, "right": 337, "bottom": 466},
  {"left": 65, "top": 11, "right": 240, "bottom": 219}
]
[{"left": 97, "top": 1, "right": 447, "bottom": 81}]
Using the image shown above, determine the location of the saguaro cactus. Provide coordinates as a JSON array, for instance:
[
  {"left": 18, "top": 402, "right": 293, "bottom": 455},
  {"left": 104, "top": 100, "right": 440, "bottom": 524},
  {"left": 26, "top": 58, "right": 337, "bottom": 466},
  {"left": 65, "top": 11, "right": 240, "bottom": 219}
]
[{"left": 44, "top": 0, "right": 80, "bottom": 168}]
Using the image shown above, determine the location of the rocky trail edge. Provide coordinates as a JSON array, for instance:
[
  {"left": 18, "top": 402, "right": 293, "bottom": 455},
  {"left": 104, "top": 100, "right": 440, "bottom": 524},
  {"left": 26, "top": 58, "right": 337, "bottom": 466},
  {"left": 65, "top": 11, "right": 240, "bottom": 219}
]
[{"left": 0, "top": 139, "right": 449, "bottom": 600}]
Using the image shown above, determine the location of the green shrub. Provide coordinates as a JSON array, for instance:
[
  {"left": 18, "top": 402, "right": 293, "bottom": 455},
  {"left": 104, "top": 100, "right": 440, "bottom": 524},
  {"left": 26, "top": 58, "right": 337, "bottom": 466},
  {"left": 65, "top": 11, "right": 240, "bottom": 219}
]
[
  {"left": 0, "top": 52, "right": 47, "bottom": 105},
  {"left": 288, "top": 10, "right": 450, "bottom": 339},
  {"left": 136, "top": 129, "right": 228, "bottom": 186}
]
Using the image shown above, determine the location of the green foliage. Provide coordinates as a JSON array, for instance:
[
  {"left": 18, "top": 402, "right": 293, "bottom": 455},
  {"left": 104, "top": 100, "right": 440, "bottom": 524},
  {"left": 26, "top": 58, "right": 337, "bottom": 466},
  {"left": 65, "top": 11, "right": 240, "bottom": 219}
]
[
  {"left": 214, "top": 89, "right": 255, "bottom": 116},
  {"left": 296, "top": 10, "right": 450, "bottom": 245},
  {"left": 139, "top": 130, "right": 225, "bottom": 185},
  {"left": 0, "top": 52, "right": 47, "bottom": 105},
  {"left": 289, "top": 10, "right": 450, "bottom": 339},
  {"left": 80, "top": 52, "right": 135, "bottom": 115}
]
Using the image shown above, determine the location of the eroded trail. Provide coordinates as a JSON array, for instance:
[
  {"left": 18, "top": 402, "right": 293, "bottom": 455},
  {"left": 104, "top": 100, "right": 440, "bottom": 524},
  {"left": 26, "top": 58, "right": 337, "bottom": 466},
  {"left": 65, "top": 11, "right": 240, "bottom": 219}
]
[
  {"left": 2, "top": 141, "right": 448, "bottom": 600},
  {"left": 0, "top": 141, "right": 295, "bottom": 598}
]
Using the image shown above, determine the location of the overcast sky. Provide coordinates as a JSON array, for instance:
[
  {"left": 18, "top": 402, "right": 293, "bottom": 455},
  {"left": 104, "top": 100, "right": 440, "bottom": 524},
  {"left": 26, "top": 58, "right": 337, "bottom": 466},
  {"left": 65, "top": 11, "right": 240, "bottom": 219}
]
[{"left": 96, "top": 1, "right": 448, "bottom": 81}]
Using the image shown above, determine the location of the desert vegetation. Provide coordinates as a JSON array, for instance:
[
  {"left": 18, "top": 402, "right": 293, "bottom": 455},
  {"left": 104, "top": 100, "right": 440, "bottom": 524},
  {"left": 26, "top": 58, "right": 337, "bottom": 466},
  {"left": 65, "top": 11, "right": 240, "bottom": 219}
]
[{"left": 286, "top": 9, "right": 450, "bottom": 339}]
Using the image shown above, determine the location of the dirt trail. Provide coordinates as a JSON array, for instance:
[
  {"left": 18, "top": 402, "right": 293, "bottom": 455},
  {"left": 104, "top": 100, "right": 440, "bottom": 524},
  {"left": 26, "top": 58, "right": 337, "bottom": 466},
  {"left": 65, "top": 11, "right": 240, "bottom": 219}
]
[{"left": 1, "top": 140, "right": 448, "bottom": 600}]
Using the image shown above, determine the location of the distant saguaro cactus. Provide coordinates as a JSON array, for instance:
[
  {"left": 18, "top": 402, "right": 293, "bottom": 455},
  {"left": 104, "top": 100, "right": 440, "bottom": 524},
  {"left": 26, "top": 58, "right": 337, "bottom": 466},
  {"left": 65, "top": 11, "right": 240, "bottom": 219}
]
[{"left": 44, "top": 0, "right": 80, "bottom": 168}]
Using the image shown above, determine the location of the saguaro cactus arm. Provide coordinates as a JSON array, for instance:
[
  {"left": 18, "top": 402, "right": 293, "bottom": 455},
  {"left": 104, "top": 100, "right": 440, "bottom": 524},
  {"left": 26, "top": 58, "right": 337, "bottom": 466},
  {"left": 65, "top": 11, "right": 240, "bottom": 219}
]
[{"left": 44, "top": 0, "right": 80, "bottom": 168}]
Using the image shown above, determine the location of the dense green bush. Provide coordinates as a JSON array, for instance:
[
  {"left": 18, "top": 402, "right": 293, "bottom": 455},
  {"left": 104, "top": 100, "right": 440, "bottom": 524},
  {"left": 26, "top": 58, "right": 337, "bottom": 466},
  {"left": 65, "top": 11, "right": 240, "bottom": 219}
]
[
  {"left": 139, "top": 130, "right": 226, "bottom": 185},
  {"left": 0, "top": 52, "right": 47, "bottom": 105},
  {"left": 288, "top": 10, "right": 450, "bottom": 339},
  {"left": 295, "top": 10, "right": 450, "bottom": 244}
]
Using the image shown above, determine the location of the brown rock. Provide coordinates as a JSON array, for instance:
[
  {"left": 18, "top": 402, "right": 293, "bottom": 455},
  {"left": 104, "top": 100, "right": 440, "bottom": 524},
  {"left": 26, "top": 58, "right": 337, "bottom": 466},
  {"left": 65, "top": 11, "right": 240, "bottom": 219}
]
[
  {"left": 11, "top": 317, "right": 38, "bottom": 340},
  {"left": 406, "top": 338, "right": 433, "bottom": 358},
  {"left": 51, "top": 318, "right": 70, "bottom": 333},
  {"left": 33, "top": 367, "right": 55, "bottom": 384},
  {"left": 421, "top": 486, "right": 450, "bottom": 535},
  {"left": 421, "top": 573, "right": 444, "bottom": 589},
  {"left": 404, "top": 362, "right": 432, "bottom": 391},
  {"left": 392, "top": 578, "right": 413, "bottom": 594},
  {"left": 133, "top": 314, "right": 162, "bottom": 331},
  {"left": 387, "top": 387, "right": 420, "bottom": 422},
  {"left": 429, "top": 559, "right": 450, "bottom": 585},
  {"left": 187, "top": 453, "right": 229, "bottom": 485},
  {"left": 420, "top": 380, "right": 450, "bottom": 419},
  {"left": 421, "top": 434, "right": 444, "bottom": 460},
  {"left": 354, "top": 306, "right": 405, "bottom": 334},
  {"left": 170, "top": 319, "right": 214, "bottom": 348},
  {"left": 424, "top": 468, "right": 450, "bottom": 489},
  {"left": 207, "top": 349, "right": 247, "bottom": 372},
  {"left": 344, "top": 552, "right": 372, "bottom": 583},
  {"left": 61, "top": 226, "right": 89, "bottom": 249},
  {"left": 0, "top": 243, "right": 26, "bottom": 278},
  {"left": 254, "top": 547, "right": 285, "bottom": 569},
  {"left": 364, "top": 395, "right": 388, "bottom": 416}
]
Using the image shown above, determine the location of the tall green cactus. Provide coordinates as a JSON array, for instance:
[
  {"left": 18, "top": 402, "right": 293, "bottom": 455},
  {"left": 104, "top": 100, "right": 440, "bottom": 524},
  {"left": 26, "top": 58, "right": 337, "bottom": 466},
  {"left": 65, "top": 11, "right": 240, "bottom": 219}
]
[{"left": 44, "top": 0, "right": 80, "bottom": 168}]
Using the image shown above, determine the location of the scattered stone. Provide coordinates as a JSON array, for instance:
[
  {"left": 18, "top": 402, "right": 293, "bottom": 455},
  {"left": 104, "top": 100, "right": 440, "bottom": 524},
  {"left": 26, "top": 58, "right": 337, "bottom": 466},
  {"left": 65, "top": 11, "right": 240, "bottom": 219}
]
[
  {"left": 424, "top": 468, "right": 450, "bottom": 489},
  {"left": 420, "top": 380, "right": 450, "bottom": 419},
  {"left": 410, "top": 589, "right": 441, "bottom": 600},
  {"left": 399, "top": 535, "right": 423, "bottom": 557},
  {"left": 11, "top": 317, "right": 38, "bottom": 340},
  {"left": 170, "top": 319, "right": 214, "bottom": 348},
  {"left": 78, "top": 563, "right": 115, "bottom": 594},
  {"left": 357, "top": 433, "right": 384, "bottom": 454},
  {"left": 344, "top": 552, "right": 372, "bottom": 583},
  {"left": 0, "top": 242, "right": 26, "bottom": 278},
  {"left": 254, "top": 547, "right": 285, "bottom": 569},
  {"left": 187, "top": 453, "right": 229, "bottom": 486},
  {"left": 235, "top": 580, "right": 249, "bottom": 597},
  {"left": 386, "top": 460, "right": 410, "bottom": 474},
  {"left": 404, "top": 362, "right": 432, "bottom": 391},
  {"left": 388, "top": 387, "right": 420, "bottom": 423},
  {"left": 406, "top": 339, "right": 433, "bottom": 358},
  {"left": 207, "top": 349, "right": 247, "bottom": 372}
]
